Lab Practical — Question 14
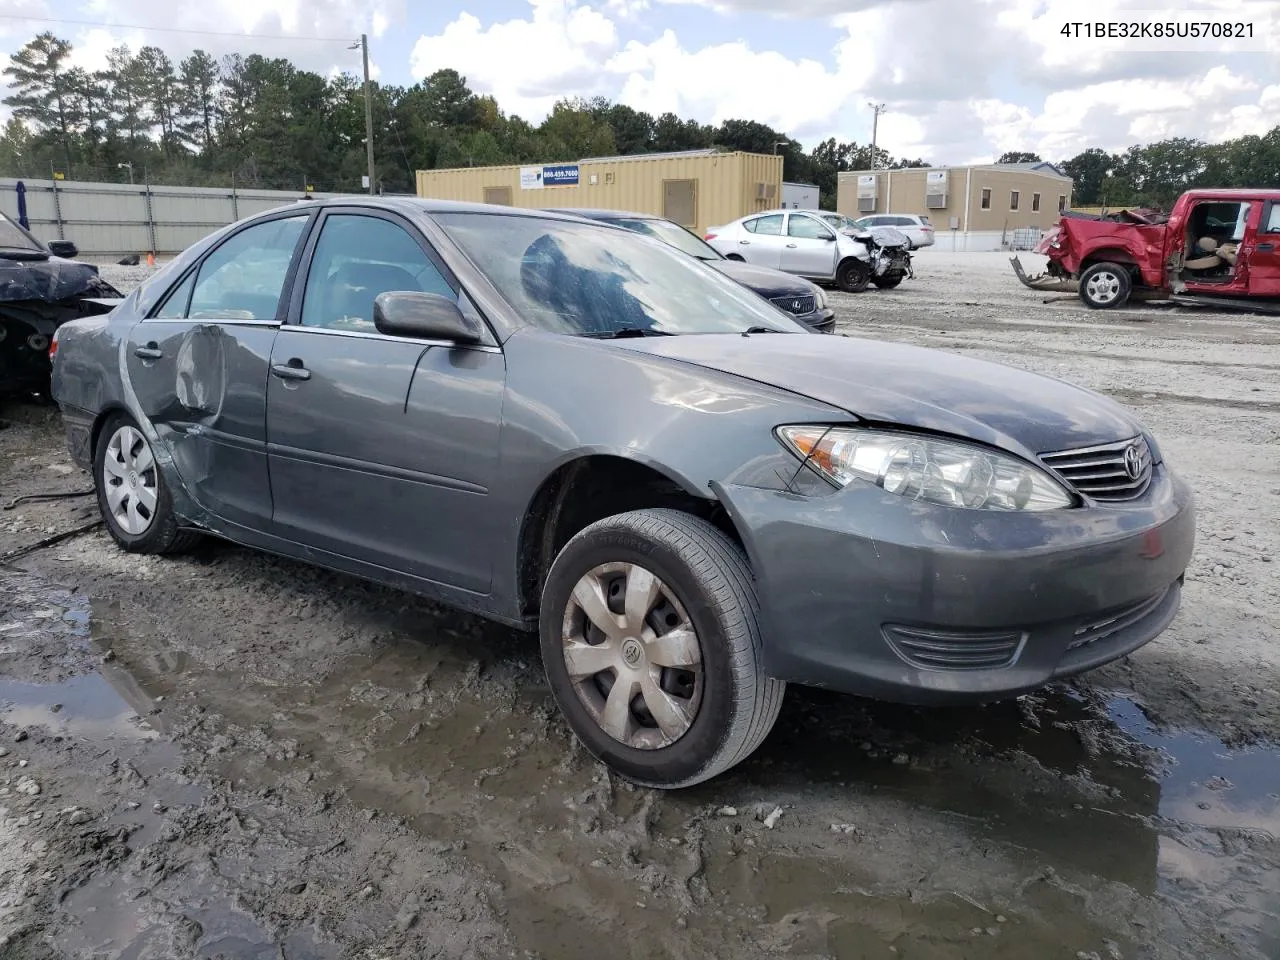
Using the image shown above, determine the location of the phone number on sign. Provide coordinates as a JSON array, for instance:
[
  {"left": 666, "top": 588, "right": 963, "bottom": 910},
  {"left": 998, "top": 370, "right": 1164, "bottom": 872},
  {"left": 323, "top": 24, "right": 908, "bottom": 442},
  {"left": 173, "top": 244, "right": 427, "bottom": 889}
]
[{"left": 1061, "top": 21, "right": 1255, "bottom": 39}]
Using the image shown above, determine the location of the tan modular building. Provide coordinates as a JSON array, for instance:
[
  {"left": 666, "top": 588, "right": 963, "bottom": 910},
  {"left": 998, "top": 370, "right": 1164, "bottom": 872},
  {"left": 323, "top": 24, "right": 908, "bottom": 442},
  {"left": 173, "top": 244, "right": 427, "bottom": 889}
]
[
  {"left": 836, "top": 162, "right": 1074, "bottom": 251},
  {"left": 416, "top": 149, "right": 783, "bottom": 238}
]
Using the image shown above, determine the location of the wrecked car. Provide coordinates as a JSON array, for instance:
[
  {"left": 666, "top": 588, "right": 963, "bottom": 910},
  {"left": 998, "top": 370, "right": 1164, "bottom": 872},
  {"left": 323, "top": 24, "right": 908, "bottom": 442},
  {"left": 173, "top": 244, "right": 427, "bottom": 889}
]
[
  {"left": 0, "top": 211, "right": 123, "bottom": 396},
  {"left": 50, "top": 199, "right": 1193, "bottom": 788},
  {"left": 704, "top": 209, "right": 912, "bottom": 292},
  {"left": 1013, "top": 189, "right": 1280, "bottom": 310}
]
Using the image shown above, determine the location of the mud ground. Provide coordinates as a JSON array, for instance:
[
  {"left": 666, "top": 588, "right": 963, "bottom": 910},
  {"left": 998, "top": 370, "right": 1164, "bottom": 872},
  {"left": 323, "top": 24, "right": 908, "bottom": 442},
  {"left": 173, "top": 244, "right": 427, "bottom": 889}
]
[{"left": 0, "top": 253, "right": 1276, "bottom": 959}]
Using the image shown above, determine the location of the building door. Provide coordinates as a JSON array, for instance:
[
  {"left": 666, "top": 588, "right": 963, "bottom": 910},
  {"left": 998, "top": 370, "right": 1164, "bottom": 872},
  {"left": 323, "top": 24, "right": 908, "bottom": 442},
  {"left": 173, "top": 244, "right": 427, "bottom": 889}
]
[
  {"left": 484, "top": 186, "right": 512, "bottom": 205},
  {"left": 663, "top": 179, "right": 696, "bottom": 227}
]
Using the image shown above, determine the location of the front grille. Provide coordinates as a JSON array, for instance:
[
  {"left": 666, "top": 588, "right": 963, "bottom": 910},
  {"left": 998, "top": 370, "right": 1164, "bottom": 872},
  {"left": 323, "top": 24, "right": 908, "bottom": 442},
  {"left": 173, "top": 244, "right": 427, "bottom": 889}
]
[
  {"left": 1067, "top": 586, "right": 1171, "bottom": 652},
  {"left": 771, "top": 294, "right": 816, "bottom": 316},
  {"left": 1040, "top": 436, "right": 1153, "bottom": 502},
  {"left": 883, "top": 624, "right": 1026, "bottom": 671}
]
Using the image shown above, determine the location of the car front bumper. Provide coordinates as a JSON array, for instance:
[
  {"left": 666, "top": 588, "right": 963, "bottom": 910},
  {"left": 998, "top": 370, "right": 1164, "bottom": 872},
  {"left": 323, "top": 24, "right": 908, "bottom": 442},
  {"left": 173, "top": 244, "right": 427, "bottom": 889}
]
[
  {"left": 802, "top": 308, "right": 836, "bottom": 333},
  {"left": 714, "top": 463, "right": 1195, "bottom": 705}
]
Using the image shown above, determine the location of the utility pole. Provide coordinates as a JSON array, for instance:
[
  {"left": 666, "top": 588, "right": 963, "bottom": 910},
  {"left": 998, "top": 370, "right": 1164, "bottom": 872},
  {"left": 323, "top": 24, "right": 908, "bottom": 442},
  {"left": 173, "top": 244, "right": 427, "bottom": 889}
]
[
  {"left": 868, "top": 102, "right": 886, "bottom": 169},
  {"left": 361, "top": 34, "right": 375, "bottom": 194}
]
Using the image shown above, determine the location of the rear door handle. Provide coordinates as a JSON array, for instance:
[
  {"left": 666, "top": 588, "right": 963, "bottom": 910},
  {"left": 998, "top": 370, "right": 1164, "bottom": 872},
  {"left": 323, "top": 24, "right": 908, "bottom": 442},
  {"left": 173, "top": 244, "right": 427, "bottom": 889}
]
[
  {"left": 133, "top": 341, "right": 162, "bottom": 360},
  {"left": 786, "top": 243, "right": 798, "bottom": 248},
  {"left": 271, "top": 359, "right": 311, "bottom": 382},
  {"left": 739, "top": 240, "right": 750, "bottom": 245}
]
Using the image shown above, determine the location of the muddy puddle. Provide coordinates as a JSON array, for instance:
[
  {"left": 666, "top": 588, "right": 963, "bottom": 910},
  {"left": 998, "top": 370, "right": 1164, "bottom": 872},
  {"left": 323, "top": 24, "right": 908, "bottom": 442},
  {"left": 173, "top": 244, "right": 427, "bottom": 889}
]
[{"left": 2, "top": 560, "right": 1278, "bottom": 958}]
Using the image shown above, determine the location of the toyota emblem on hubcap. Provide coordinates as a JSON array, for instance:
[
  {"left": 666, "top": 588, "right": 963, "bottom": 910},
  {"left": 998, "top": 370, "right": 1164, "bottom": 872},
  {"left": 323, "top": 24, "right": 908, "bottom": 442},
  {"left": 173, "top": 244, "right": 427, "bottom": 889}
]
[
  {"left": 1123, "top": 443, "right": 1143, "bottom": 481},
  {"left": 621, "top": 639, "right": 643, "bottom": 667}
]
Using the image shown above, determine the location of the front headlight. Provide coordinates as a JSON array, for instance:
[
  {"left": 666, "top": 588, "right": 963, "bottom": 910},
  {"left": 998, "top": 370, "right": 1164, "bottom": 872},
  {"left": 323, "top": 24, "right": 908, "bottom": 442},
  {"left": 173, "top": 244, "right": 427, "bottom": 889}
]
[
  {"left": 811, "top": 284, "right": 827, "bottom": 309},
  {"left": 777, "top": 426, "right": 1074, "bottom": 511}
]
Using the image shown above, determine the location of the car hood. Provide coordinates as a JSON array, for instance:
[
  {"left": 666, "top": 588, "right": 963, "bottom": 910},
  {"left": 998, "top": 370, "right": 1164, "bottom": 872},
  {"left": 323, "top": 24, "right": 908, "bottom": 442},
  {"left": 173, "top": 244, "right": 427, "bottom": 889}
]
[
  {"left": 705, "top": 259, "right": 814, "bottom": 297},
  {"left": 613, "top": 334, "right": 1142, "bottom": 456}
]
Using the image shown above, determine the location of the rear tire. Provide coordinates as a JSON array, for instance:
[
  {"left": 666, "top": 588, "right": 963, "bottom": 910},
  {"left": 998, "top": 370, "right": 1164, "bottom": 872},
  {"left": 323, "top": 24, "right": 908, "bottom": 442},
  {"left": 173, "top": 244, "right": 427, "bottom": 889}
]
[
  {"left": 836, "top": 258, "right": 871, "bottom": 293},
  {"left": 539, "top": 508, "right": 784, "bottom": 789},
  {"left": 94, "top": 412, "right": 201, "bottom": 554},
  {"left": 1079, "top": 262, "right": 1132, "bottom": 309}
]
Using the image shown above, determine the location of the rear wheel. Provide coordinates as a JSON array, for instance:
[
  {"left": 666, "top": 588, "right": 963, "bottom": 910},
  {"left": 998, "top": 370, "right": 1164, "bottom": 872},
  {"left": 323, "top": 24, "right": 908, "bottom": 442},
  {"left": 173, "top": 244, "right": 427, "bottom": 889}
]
[
  {"left": 1079, "top": 262, "right": 1132, "bottom": 309},
  {"left": 94, "top": 413, "right": 200, "bottom": 554},
  {"left": 836, "top": 258, "right": 871, "bottom": 293},
  {"left": 539, "top": 508, "right": 784, "bottom": 788}
]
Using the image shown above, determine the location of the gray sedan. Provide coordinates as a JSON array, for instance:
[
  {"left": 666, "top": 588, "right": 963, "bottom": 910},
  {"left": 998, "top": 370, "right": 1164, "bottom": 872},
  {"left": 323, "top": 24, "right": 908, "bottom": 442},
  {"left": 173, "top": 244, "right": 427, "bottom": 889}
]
[{"left": 49, "top": 198, "right": 1195, "bottom": 788}]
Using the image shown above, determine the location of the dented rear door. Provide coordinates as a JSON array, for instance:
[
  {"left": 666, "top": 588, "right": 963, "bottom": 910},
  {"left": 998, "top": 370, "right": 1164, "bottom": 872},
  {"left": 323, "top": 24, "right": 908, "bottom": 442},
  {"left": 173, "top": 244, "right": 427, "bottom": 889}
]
[{"left": 123, "top": 212, "right": 312, "bottom": 532}]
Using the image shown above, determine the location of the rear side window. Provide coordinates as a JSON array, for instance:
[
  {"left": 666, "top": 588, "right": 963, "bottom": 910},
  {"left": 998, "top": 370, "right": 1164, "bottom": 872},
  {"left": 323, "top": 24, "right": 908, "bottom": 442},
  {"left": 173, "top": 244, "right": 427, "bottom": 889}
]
[
  {"left": 153, "top": 271, "right": 195, "bottom": 319},
  {"left": 919, "top": 215, "right": 931, "bottom": 226},
  {"left": 187, "top": 216, "right": 309, "bottom": 320},
  {"left": 744, "top": 214, "right": 784, "bottom": 235}
]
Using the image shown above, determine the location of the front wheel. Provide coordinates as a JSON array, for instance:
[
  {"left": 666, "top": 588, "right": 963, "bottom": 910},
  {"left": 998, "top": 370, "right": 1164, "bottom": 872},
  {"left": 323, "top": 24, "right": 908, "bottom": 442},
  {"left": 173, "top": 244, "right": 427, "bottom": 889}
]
[
  {"left": 1079, "top": 262, "right": 1132, "bottom": 309},
  {"left": 94, "top": 413, "right": 200, "bottom": 554},
  {"left": 836, "top": 258, "right": 871, "bottom": 293},
  {"left": 539, "top": 509, "right": 784, "bottom": 789},
  {"left": 873, "top": 274, "right": 903, "bottom": 289}
]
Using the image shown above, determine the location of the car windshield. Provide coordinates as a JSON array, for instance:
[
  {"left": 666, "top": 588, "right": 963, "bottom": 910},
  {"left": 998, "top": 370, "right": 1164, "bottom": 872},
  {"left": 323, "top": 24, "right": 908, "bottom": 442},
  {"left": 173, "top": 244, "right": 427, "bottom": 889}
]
[
  {"left": 437, "top": 212, "right": 803, "bottom": 337},
  {"left": 0, "top": 212, "right": 43, "bottom": 252},
  {"left": 610, "top": 217, "right": 723, "bottom": 262}
]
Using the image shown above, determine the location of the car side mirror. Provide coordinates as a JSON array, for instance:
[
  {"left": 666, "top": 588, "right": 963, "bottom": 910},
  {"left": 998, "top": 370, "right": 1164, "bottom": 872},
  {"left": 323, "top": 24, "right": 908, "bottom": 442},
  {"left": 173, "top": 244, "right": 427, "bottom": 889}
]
[
  {"left": 47, "top": 240, "right": 78, "bottom": 258},
  {"left": 822, "top": 234, "right": 836, "bottom": 241},
  {"left": 373, "top": 291, "right": 483, "bottom": 344}
]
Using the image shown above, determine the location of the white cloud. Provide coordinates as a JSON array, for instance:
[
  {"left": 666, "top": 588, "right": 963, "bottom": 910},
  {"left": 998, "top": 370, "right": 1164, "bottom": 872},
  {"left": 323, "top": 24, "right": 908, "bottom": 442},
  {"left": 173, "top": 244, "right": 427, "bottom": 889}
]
[{"left": 406, "top": 0, "right": 1280, "bottom": 165}]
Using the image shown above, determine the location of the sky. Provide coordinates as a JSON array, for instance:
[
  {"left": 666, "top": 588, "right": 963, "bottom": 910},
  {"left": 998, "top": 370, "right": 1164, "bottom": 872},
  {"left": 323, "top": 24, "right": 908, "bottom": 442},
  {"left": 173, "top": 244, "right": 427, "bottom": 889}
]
[{"left": 0, "top": 0, "right": 1278, "bottom": 164}]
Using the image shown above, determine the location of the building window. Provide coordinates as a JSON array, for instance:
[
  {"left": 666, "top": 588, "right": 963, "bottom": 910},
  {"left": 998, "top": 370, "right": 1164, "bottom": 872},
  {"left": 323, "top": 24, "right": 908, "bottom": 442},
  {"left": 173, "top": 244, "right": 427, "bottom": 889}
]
[
  {"left": 1059, "top": 194, "right": 1067, "bottom": 212},
  {"left": 1010, "top": 191, "right": 1020, "bottom": 211},
  {"left": 483, "top": 186, "right": 512, "bottom": 206},
  {"left": 981, "top": 188, "right": 991, "bottom": 210},
  {"left": 1032, "top": 192, "right": 1041, "bottom": 212},
  {"left": 605, "top": 171, "right": 615, "bottom": 185}
]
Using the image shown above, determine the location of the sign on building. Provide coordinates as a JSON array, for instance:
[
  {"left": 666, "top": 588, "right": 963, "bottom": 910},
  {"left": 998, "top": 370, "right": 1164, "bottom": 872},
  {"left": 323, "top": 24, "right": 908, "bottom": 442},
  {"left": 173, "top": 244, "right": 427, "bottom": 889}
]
[{"left": 519, "top": 164, "right": 581, "bottom": 190}]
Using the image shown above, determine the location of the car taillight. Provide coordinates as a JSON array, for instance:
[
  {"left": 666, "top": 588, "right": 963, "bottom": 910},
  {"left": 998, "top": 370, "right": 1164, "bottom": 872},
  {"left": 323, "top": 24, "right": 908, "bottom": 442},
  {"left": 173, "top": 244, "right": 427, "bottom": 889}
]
[
  {"left": 49, "top": 329, "right": 58, "bottom": 359},
  {"left": 704, "top": 232, "right": 717, "bottom": 240}
]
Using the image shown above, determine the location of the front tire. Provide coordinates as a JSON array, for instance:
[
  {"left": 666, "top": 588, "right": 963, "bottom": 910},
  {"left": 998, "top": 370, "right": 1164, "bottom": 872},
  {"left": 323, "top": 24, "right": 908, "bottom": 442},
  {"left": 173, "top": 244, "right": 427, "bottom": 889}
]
[
  {"left": 836, "top": 258, "right": 871, "bottom": 293},
  {"left": 1079, "top": 262, "right": 1132, "bottom": 309},
  {"left": 873, "top": 274, "right": 903, "bottom": 289},
  {"left": 539, "top": 509, "right": 784, "bottom": 789},
  {"left": 94, "top": 413, "right": 200, "bottom": 554}
]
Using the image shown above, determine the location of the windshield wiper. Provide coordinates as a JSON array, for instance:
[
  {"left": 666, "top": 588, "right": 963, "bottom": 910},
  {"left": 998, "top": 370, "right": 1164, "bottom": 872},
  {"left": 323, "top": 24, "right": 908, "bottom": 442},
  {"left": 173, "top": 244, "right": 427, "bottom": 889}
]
[
  {"left": 582, "top": 327, "right": 675, "bottom": 339},
  {"left": 743, "top": 326, "right": 788, "bottom": 334}
]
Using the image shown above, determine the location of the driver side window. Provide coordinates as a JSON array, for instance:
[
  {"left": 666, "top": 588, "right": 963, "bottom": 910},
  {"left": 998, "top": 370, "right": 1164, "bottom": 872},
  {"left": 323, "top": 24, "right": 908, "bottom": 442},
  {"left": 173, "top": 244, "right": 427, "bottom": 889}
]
[
  {"left": 1265, "top": 204, "right": 1280, "bottom": 234},
  {"left": 787, "top": 215, "right": 834, "bottom": 240},
  {"left": 300, "top": 214, "right": 455, "bottom": 331}
]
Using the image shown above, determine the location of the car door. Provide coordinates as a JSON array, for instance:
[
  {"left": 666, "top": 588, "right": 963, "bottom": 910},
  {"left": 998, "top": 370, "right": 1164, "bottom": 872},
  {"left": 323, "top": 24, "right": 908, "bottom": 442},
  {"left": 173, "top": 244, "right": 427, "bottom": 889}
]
[
  {"left": 734, "top": 214, "right": 785, "bottom": 267},
  {"left": 123, "top": 211, "right": 312, "bottom": 531},
  {"left": 1246, "top": 200, "right": 1280, "bottom": 296},
  {"left": 265, "top": 207, "right": 506, "bottom": 593},
  {"left": 780, "top": 212, "right": 839, "bottom": 278}
]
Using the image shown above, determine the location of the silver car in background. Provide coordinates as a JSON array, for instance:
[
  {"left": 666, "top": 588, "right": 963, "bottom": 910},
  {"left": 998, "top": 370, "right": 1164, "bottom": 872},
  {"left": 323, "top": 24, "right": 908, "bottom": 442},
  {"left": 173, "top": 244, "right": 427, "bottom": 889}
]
[
  {"left": 853, "top": 213, "right": 936, "bottom": 249},
  {"left": 704, "top": 209, "right": 910, "bottom": 292}
]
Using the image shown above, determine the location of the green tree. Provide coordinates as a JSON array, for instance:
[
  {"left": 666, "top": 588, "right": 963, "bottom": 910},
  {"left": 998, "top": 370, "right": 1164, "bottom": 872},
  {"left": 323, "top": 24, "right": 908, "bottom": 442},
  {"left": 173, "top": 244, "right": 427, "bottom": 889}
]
[
  {"left": 2, "top": 32, "right": 78, "bottom": 173},
  {"left": 178, "top": 50, "right": 220, "bottom": 151},
  {"left": 996, "top": 151, "right": 1041, "bottom": 164},
  {"left": 1061, "top": 147, "right": 1113, "bottom": 205}
]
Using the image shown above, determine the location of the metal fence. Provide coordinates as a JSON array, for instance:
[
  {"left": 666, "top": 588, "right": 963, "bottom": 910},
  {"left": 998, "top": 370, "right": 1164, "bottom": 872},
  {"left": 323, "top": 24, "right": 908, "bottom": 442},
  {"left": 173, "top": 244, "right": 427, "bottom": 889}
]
[{"left": 0, "top": 177, "right": 343, "bottom": 257}]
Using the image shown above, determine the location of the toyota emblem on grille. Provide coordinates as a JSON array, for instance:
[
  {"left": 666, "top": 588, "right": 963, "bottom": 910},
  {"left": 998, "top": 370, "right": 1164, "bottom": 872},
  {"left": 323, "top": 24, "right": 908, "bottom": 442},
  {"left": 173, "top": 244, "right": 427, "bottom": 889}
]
[{"left": 1123, "top": 443, "right": 1143, "bottom": 480}]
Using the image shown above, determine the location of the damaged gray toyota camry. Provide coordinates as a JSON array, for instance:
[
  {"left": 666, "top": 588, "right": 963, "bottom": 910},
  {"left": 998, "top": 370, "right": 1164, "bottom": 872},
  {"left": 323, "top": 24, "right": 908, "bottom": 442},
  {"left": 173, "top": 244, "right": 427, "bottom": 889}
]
[{"left": 50, "top": 198, "right": 1195, "bottom": 788}]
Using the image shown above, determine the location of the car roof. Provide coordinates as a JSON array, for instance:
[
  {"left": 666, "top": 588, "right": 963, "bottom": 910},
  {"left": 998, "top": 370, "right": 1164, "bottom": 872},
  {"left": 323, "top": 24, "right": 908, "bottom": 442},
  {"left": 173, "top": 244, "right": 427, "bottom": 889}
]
[
  {"left": 543, "top": 207, "right": 659, "bottom": 221},
  {"left": 255, "top": 195, "right": 603, "bottom": 224}
]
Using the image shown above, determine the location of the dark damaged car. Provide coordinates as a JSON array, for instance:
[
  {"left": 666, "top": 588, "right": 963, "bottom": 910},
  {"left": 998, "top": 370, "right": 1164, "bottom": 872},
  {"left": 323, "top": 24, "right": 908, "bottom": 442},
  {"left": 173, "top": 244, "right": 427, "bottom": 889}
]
[
  {"left": 0, "top": 211, "right": 122, "bottom": 396},
  {"left": 50, "top": 198, "right": 1195, "bottom": 788}
]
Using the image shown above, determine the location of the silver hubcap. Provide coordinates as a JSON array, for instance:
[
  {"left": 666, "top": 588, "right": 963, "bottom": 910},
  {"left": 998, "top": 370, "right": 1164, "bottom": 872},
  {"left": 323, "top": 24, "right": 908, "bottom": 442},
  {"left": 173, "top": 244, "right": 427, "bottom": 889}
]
[
  {"left": 561, "top": 562, "right": 704, "bottom": 750},
  {"left": 103, "top": 425, "right": 158, "bottom": 536},
  {"left": 1086, "top": 270, "right": 1121, "bottom": 304}
]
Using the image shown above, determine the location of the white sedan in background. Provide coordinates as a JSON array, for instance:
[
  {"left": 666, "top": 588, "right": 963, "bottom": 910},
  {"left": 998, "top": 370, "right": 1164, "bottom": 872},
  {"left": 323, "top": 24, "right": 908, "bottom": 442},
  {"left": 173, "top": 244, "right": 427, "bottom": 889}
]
[
  {"left": 704, "top": 209, "right": 909, "bottom": 292},
  {"left": 852, "top": 213, "right": 936, "bottom": 249}
]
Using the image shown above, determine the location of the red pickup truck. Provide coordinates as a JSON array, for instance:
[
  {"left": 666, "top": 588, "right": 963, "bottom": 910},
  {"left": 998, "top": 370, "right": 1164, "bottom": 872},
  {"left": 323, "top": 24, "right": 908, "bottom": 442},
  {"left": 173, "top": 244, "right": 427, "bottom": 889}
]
[{"left": 1012, "top": 188, "right": 1280, "bottom": 310}]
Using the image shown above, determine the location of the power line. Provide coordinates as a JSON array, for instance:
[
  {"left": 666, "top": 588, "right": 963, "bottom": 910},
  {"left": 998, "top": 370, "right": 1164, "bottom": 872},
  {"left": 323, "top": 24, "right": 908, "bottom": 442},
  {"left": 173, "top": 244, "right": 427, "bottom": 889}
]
[{"left": 0, "top": 13, "right": 357, "bottom": 44}]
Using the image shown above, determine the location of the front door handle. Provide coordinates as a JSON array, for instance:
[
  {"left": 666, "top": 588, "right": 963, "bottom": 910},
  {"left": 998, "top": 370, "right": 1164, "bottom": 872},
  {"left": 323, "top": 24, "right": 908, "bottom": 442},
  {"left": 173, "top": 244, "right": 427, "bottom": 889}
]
[
  {"left": 739, "top": 240, "right": 750, "bottom": 245},
  {"left": 1257, "top": 242, "right": 1275, "bottom": 252},
  {"left": 271, "top": 359, "right": 311, "bottom": 382},
  {"left": 133, "top": 342, "right": 162, "bottom": 360},
  {"left": 786, "top": 243, "right": 798, "bottom": 248}
]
